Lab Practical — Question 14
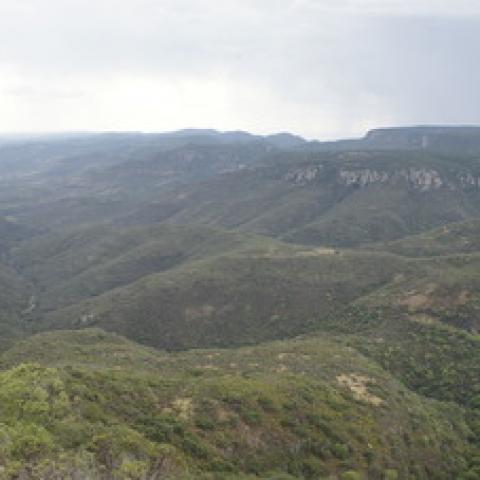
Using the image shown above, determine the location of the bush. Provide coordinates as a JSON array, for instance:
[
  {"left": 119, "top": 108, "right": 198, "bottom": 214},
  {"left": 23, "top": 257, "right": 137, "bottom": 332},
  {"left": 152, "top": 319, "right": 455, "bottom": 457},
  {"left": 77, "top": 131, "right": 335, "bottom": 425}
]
[
  {"left": 384, "top": 469, "right": 399, "bottom": 480},
  {"left": 10, "top": 423, "right": 54, "bottom": 459},
  {"left": 341, "top": 471, "right": 363, "bottom": 480},
  {"left": 301, "top": 457, "right": 328, "bottom": 478},
  {"left": 458, "top": 471, "right": 480, "bottom": 480},
  {"left": 331, "top": 443, "right": 349, "bottom": 460}
]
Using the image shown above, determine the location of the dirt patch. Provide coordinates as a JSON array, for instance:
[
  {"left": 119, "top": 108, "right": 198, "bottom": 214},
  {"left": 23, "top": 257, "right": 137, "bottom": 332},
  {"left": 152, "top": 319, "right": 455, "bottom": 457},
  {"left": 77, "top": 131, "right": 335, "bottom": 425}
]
[
  {"left": 409, "top": 313, "right": 437, "bottom": 325},
  {"left": 297, "top": 247, "right": 337, "bottom": 257},
  {"left": 205, "top": 353, "right": 220, "bottom": 360},
  {"left": 455, "top": 289, "right": 471, "bottom": 305},
  {"left": 172, "top": 398, "right": 194, "bottom": 420},
  {"left": 398, "top": 286, "right": 471, "bottom": 311},
  {"left": 398, "top": 293, "right": 432, "bottom": 310},
  {"left": 255, "top": 247, "right": 338, "bottom": 259},
  {"left": 238, "top": 421, "right": 265, "bottom": 449},
  {"left": 185, "top": 304, "right": 215, "bottom": 321},
  {"left": 337, "top": 374, "right": 384, "bottom": 406},
  {"left": 397, "top": 284, "right": 437, "bottom": 310},
  {"left": 216, "top": 406, "right": 233, "bottom": 422},
  {"left": 199, "top": 364, "right": 219, "bottom": 370}
]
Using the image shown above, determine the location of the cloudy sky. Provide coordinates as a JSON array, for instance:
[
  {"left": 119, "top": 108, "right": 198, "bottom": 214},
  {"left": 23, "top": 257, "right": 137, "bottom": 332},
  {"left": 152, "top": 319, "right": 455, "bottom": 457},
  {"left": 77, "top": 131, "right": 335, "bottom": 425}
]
[{"left": 0, "top": 0, "right": 479, "bottom": 139}]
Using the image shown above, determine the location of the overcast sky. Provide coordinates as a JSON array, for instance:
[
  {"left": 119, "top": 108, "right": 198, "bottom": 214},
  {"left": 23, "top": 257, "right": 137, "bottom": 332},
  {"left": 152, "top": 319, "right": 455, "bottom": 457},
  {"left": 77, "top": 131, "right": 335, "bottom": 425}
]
[{"left": 0, "top": 0, "right": 479, "bottom": 139}]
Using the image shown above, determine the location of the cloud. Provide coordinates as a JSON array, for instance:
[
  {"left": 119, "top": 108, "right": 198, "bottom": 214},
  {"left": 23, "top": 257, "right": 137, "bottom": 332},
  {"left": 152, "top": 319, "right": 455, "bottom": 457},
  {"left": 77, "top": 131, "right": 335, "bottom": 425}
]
[
  {"left": 3, "top": 85, "right": 86, "bottom": 99},
  {"left": 0, "top": 0, "right": 478, "bottom": 138},
  {"left": 314, "top": 0, "right": 480, "bottom": 17}
]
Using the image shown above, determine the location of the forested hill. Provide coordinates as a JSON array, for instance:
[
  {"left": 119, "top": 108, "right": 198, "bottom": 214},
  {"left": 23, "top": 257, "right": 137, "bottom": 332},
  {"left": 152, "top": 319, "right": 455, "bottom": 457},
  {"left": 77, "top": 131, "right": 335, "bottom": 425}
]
[{"left": 1, "top": 127, "right": 480, "bottom": 478}]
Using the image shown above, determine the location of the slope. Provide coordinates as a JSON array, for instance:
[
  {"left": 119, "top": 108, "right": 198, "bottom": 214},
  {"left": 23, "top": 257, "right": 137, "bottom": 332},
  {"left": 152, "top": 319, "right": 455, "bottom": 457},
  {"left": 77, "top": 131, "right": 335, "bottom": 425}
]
[
  {"left": 9, "top": 224, "right": 292, "bottom": 314},
  {"left": 0, "top": 328, "right": 472, "bottom": 479},
  {"left": 38, "top": 247, "right": 411, "bottom": 349},
  {"left": 368, "top": 219, "right": 480, "bottom": 257},
  {"left": 9, "top": 220, "right": 480, "bottom": 351},
  {"left": 118, "top": 150, "right": 480, "bottom": 247}
]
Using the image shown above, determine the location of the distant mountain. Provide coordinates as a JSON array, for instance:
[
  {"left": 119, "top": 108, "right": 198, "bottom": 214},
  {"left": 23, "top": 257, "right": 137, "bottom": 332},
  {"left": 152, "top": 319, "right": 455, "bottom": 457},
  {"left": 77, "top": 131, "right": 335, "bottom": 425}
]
[
  {"left": 308, "top": 125, "right": 480, "bottom": 154},
  {"left": 266, "top": 132, "right": 307, "bottom": 148}
]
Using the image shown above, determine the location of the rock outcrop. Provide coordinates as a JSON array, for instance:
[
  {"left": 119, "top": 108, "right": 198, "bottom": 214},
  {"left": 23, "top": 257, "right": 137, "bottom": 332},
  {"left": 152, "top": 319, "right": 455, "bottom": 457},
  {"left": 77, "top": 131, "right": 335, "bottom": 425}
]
[
  {"left": 337, "top": 168, "right": 445, "bottom": 191},
  {"left": 283, "top": 165, "right": 323, "bottom": 185},
  {"left": 283, "top": 165, "right": 480, "bottom": 192}
]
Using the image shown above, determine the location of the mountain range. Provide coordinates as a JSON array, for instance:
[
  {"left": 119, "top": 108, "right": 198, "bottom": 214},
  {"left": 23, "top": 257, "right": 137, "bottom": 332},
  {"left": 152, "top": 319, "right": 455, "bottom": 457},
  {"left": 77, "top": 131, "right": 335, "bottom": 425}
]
[{"left": 0, "top": 126, "right": 480, "bottom": 478}]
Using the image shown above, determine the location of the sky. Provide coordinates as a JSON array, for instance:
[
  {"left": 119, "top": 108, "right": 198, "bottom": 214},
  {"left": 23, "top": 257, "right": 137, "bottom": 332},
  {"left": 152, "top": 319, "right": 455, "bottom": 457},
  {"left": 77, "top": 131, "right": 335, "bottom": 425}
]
[{"left": 0, "top": 0, "right": 479, "bottom": 140}]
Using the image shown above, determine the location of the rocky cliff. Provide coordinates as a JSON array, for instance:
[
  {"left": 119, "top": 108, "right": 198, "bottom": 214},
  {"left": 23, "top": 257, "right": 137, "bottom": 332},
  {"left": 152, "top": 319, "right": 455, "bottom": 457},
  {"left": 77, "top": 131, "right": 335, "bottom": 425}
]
[{"left": 284, "top": 165, "right": 480, "bottom": 191}]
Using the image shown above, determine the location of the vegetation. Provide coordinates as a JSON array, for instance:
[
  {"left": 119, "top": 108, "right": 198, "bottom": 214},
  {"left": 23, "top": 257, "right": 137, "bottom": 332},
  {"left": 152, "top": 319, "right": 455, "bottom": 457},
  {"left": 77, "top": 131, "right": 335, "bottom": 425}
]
[
  {"left": 0, "top": 127, "right": 480, "bottom": 477},
  {"left": 0, "top": 329, "right": 473, "bottom": 479}
]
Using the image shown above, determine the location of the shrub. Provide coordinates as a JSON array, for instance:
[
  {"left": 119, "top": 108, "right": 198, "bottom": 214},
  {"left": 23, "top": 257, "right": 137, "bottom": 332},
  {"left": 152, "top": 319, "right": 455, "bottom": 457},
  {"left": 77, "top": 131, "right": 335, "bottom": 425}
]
[
  {"left": 384, "top": 469, "right": 399, "bottom": 480},
  {"left": 340, "top": 471, "right": 363, "bottom": 480},
  {"left": 331, "top": 443, "right": 349, "bottom": 460},
  {"left": 10, "top": 424, "right": 54, "bottom": 460}
]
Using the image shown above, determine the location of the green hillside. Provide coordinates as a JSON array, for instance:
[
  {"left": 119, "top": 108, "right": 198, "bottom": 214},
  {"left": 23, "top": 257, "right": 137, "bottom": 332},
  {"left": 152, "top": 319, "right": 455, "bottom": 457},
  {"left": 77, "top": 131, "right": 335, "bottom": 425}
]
[
  {"left": 3, "top": 131, "right": 480, "bottom": 247},
  {"left": 369, "top": 219, "right": 480, "bottom": 257},
  {"left": 0, "top": 329, "right": 473, "bottom": 479},
  {"left": 10, "top": 224, "right": 285, "bottom": 313},
  {"left": 118, "top": 150, "right": 480, "bottom": 247},
  {"left": 43, "top": 248, "right": 404, "bottom": 348},
  {"left": 329, "top": 306, "right": 480, "bottom": 408},
  {"left": 4, "top": 222, "right": 399, "bottom": 350},
  {"left": 5, "top": 220, "right": 480, "bottom": 352},
  {"left": 1, "top": 128, "right": 480, "bottom": 478},
  {"left": 0, "top": 261, "right": 30, "bottom": 351},
  {"left": 6, "top": 221, "right": 476, "bottom": 353}
]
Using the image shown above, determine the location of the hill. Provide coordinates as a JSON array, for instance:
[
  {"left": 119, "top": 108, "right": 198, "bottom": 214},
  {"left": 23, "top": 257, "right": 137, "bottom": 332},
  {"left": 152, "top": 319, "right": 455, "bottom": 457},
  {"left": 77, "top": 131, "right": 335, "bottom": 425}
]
[
  {"left": 367, "top": 219, "right": 480, "bottom": 257},
  {"left": 115, "top": 149, "right": 480, "bottom": 247},
  {"left": 2, "top": 128, "right": 480, "bottom": 246},
  {"left": 0, "top": 328, "right": 473, "bottom": 479},
  {"left": 362, "top": 126, "right": 480, "bottom": 154},
  {"left": 4, "top": 219, "right": 480, "bottom": 352},
  {"left": 0, "top": 130, "right": 299, "bottom": 231},
  {"left": 6, "top": 222, "right": 412, "bottom": 349},
  {"left": 309, "top": 126, "right": 480, "bottom": 154},
  {"left": 1, "top": 127, "right": 480, "bottom": 478}
]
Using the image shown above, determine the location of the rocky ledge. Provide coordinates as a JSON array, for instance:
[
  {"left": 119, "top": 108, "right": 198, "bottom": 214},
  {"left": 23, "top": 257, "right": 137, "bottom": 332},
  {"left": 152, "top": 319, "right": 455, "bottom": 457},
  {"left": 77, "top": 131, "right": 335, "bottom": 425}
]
[{"left": 284, "top": 165, "right": 480, "bottom": 192}]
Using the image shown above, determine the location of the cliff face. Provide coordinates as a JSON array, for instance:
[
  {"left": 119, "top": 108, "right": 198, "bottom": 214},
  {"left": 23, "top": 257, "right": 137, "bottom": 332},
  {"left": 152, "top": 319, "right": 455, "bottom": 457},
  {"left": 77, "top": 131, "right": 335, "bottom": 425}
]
[
  {"left": 284, "top": 165, "right": 480, "bottom": 191},
  {"left": 338, "top": 168, "right": 445, "bottom": 191},
  {"left": 283, "top": 165, "right": 324, "bottom": 185},
  {"left": 362, "top": 126, "right": 480, "bottom": 153}
]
